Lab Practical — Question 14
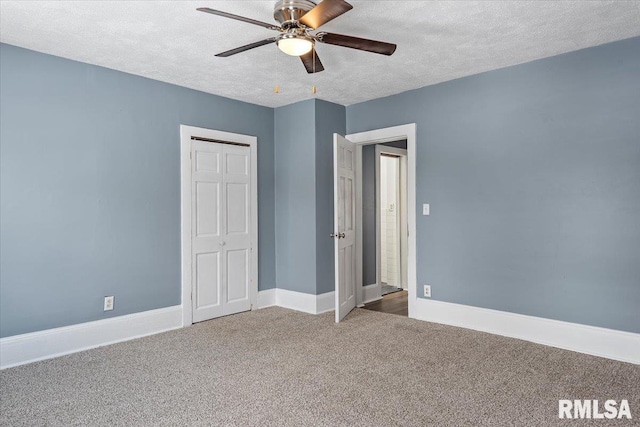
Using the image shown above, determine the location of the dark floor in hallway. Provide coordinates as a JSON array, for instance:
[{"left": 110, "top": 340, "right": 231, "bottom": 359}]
[{"left": 362, "top": 290, "right": 408, "bottom": 316}]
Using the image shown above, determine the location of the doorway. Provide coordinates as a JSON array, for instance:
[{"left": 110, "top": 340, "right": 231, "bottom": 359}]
[
  {"left": 333, "top": 123, "right": 417, "bottom": 321},
  {"left": 380, "top": 155, "right": 400, "bottom": 295},
  {"left": 376, "top": 144, "right": 408, "bottom": 298},
  {"left": 180, "top": 125, "right": 258, "bottom": 327}
]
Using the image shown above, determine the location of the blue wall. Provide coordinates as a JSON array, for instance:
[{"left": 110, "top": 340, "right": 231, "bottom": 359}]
[
  {"left": 347, "top": 37, "right": 640, "bottom": 333},
  {"left": 274, "top": 100, "right": 317, "bottom": 294},
  {"left": 315, "top": 100, "right": 346, "bottom": 294},
  {"left": 0, "top": 44, "right": 276, "bottom": 338},
  {"left": 3, "top": 36, "right": 639, "bottom": 337},
  {"left": 274, "top": 98, "right": 345, "bottom": 295}
]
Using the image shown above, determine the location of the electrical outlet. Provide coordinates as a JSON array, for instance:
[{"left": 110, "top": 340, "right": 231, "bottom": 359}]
[
  {"left": 423, "top": 285, "right": 431, "bottom": 298},
  {"left": 104, "top": 296, "right": 114, "bottom": 311}
]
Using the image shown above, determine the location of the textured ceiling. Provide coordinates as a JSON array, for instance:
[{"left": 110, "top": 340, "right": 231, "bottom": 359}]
[{"left": 1, "top": 1, "right": 639, "bottom": 108}]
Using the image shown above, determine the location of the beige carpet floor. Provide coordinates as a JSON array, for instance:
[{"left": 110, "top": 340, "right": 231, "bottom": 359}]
[{"left": 1, "top": 307, "right": 638, "bottom": 426}]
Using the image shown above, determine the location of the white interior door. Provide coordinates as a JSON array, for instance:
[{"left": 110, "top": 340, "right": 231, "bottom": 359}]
[
  {"left": 191, "top": 140, "right": 252, "bottom": 323},
  {"left": 334, "top": 134, "right": 357, "bottom": 322}
]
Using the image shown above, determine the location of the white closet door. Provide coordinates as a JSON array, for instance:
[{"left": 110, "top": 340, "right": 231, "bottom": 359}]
[
  {"left": 191, "top": 141, "right": 251, "bottom": 323},
  {"left": 191, "top": 141, "right": 224, "bottom": 322},
  {"left": 221, "top": 144, "right": 252, "bottom": 316}
]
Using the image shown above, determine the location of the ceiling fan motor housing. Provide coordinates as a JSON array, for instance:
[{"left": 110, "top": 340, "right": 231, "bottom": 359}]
[{"left": 274, "top": 0, "right": 316, "bottom": 28}]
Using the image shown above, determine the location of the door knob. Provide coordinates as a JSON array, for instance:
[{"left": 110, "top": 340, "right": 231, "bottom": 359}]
[
  {"left": 219, "top": 241, "right": 226, "bottom": 246},
  {"left": 330, "top": 232, "right": 346, "bottom": 239}
]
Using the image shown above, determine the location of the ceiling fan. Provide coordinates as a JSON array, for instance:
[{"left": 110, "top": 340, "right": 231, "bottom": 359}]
[{"left": 197, "top": 0, "right": 397, "bottom": 73}]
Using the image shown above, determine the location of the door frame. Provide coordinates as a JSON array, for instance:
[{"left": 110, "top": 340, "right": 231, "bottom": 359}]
[
  {"left": 180, "top": 124, "right": 259, "bottom": 327},
  {"left": 347, "top": 123, "right": 417, "bottom": 318},
  {"left": 376, "top": 145, "right": 408, "bottom": 297}
]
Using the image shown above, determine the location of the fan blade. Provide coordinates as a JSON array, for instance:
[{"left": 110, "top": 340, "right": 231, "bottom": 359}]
[
  {"left": 216, "top": 38, "right": 278, "bottom": 57},
  {"left": 197, "top": 8, "right": 281, "bottom": 31},
  {"left": 298, "top": 0, "right": 353, "bottom": 29},
  {"left": 300, "top": 48, "right": 325, "bottom": 73},
  {"left": 317, "top": 32, "right": 396, "bottom": 56}
]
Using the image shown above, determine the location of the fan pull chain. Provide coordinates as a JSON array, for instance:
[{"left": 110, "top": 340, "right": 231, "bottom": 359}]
[
  {"left": 311, "top": 46, "right": 317, "bottom": 95},
  {"left": 274, "top": 44, "right": 280, "bottom": 94}
]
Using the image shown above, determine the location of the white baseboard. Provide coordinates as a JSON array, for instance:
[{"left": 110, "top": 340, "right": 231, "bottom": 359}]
[
  {"left": 2, "top": 288, "right": 332, "bottom": 370},
  {"left": 257, "top": 289, "right": 335, "bottom": 315},
  {"left": 413, "top": 298, "right": 640, "bottom": 365},
  {"left": 7, "top": 296, "right": 634, "bottom": 369},
  {"left": 362, "top": 283, "right": 381, "bottom": 305},
  {"left": 316, "top": 291, "right": 335, "bottom": 314},
  {"left": 273, "top": 289, "right": 316, "bottom": 314},
  {"left": 0, "top": 305, "right": 183, "bottom": 370},
  {"left": 256, "top": 288, "right": 277, "bottom": 309}
]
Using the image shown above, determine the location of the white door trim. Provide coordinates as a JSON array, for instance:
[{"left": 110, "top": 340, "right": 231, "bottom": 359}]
[
  {"left": 376, "top": 145, "right": 408, "bottom": 298},
  {"left": 347, "top": 124, "right": 417, "bottom": 318},
  {"left": 180, "top": 125, "right": 258, "bottom": 327}
]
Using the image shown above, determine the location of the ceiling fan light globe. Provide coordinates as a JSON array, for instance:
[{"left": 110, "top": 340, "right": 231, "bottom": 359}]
[{"left": 277, "top": 37, "right": 313, "bottom": 56}]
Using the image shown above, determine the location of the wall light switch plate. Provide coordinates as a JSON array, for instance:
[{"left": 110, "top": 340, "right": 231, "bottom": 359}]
[
  {"left": 423, "top": 204, "right": 430, "bottom": 216},
  {"left": 104, "top": 296, "right": 114, "bottom": 311},
  {"left": 423, "top": 285, "right": 431, "bottom": 298}
]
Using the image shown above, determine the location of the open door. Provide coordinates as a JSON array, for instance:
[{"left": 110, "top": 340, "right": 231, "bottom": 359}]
[{"left": 334, "top": 134, "right": 357, "bottom": 322}]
